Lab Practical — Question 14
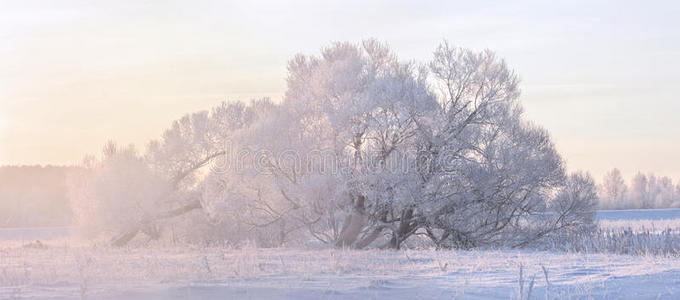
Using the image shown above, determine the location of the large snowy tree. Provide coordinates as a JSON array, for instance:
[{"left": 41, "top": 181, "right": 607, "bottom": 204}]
[
  {"left": 69, "top": 40, "right": 597, "bottom": 249},
  {"left": 200, "top": 40, "right": 596, "bottom": 249}
]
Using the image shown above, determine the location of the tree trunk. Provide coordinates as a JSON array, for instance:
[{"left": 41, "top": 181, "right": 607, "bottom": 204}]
[
  {"left": 110, "top": 227, "right": 140, "bottom": 247},
  {"left": 334, "top": 195, "right": 366, "bottom": 248},
  {"left": 110, "top": 151, "right": 225, "bottom": 247},
  {"left": 387, "top": 208, "right": 415, "bottom": 249},
  {"left": 110, "top": 199, "right": 202, "bottom": 247},
  {"left": 354, "top": 227, "right": 383, "bottom": 249}
]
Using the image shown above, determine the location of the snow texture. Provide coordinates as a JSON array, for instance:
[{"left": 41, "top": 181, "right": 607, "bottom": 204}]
[{"left": 2, "top": 209, "right": 680, "bottom": 299}]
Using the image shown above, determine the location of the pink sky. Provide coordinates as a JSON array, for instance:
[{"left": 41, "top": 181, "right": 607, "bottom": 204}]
[{"left": 1, "top": 0, "right": 679, "bottom": 181}]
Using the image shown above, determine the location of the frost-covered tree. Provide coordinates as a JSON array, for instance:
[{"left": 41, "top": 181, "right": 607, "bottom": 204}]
[
  {"left": 654, "top": 176, "right": 675, "bottom": 208},
  {"left": 599, "top": 168, "right": 628, "bottom": 209},
  {"left": 69, "top": 40, "right": 597, "bottom": 249},
  {"left": 630, "top": 172, "right": 649, "bottom": 209},
  {"left": 68, "top": 100, "right": 271, "bottom": 245},
  {"left": 550, "top": 172, "right": 598, "bottom": 229},
  {"left": 647, "top": 174, "right": 660, "bottom": 208},
  {"left": 408, "top": 42, "right": 578, "bottom": 249},
  {"left": 199, "top": 40, "right": 436, "bottom": 247},
  {"left": 596, "top": 170, "right": 679, "bottom": 209},
  {"left": 68, "top": 142, "right": 172, "bottom": 240},
  {"left": 201, "top": 40, "right": 596, "bottom": 249}
]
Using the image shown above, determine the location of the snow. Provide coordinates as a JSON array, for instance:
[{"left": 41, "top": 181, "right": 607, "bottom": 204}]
[
  {"left": 0, "top": 227, "right": 70, "bottom": 242},
  {"left": 1, "top": 246, "right": 680, "bottom": 299},
  {"left": 596, "top": 208, "right": 680, "bottom": 234},
  {"left": 2, "top": 209, "right": 680, "bottom": 299},
  {"left": 596, "top": 208, "right": 680, "bottom": 221}
]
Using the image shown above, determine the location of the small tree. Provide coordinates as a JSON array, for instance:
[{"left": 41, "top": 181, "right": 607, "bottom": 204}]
[
  {"left": 600, "top": 168, "right": 628, "bottom": 209},
  {"left": 68, "top": 142, "right": 172, "bottom": 239},
  {"left": 68, "top": 100, "right": 268, "bottom": 245},
  {"left": 630, "top": 172, "right": 649, "bottom": 209}
]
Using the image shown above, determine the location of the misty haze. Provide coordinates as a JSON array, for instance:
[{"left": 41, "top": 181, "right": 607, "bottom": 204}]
[{"left": 1, "top": 1, "right": 680, "bottom": 299}]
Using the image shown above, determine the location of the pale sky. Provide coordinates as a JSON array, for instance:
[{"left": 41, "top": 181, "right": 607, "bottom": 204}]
[{"left": 1, "top": 0, "right": 679, "bottom": 181}]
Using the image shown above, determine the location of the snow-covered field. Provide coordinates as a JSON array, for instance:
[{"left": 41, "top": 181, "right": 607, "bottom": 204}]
[
  {"left": 2, "top": 209, "right": 680, "bottom": 299},
  {"left": 3, "top": 246, "right": 680, "bottom": 299},
  {"left": 597, "top": 208, "right": 680, "bottom": 233},
  {"left": 596, "top": 208, "right": 680, "bottom": 221}
]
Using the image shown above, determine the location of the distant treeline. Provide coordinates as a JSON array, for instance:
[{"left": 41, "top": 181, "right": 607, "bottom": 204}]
[
  {"left": 0, "top": 165, "right": 75, "bottom": 227},
  {"left": 598, "top": 169, "right": 680, "bottom": 210}
]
